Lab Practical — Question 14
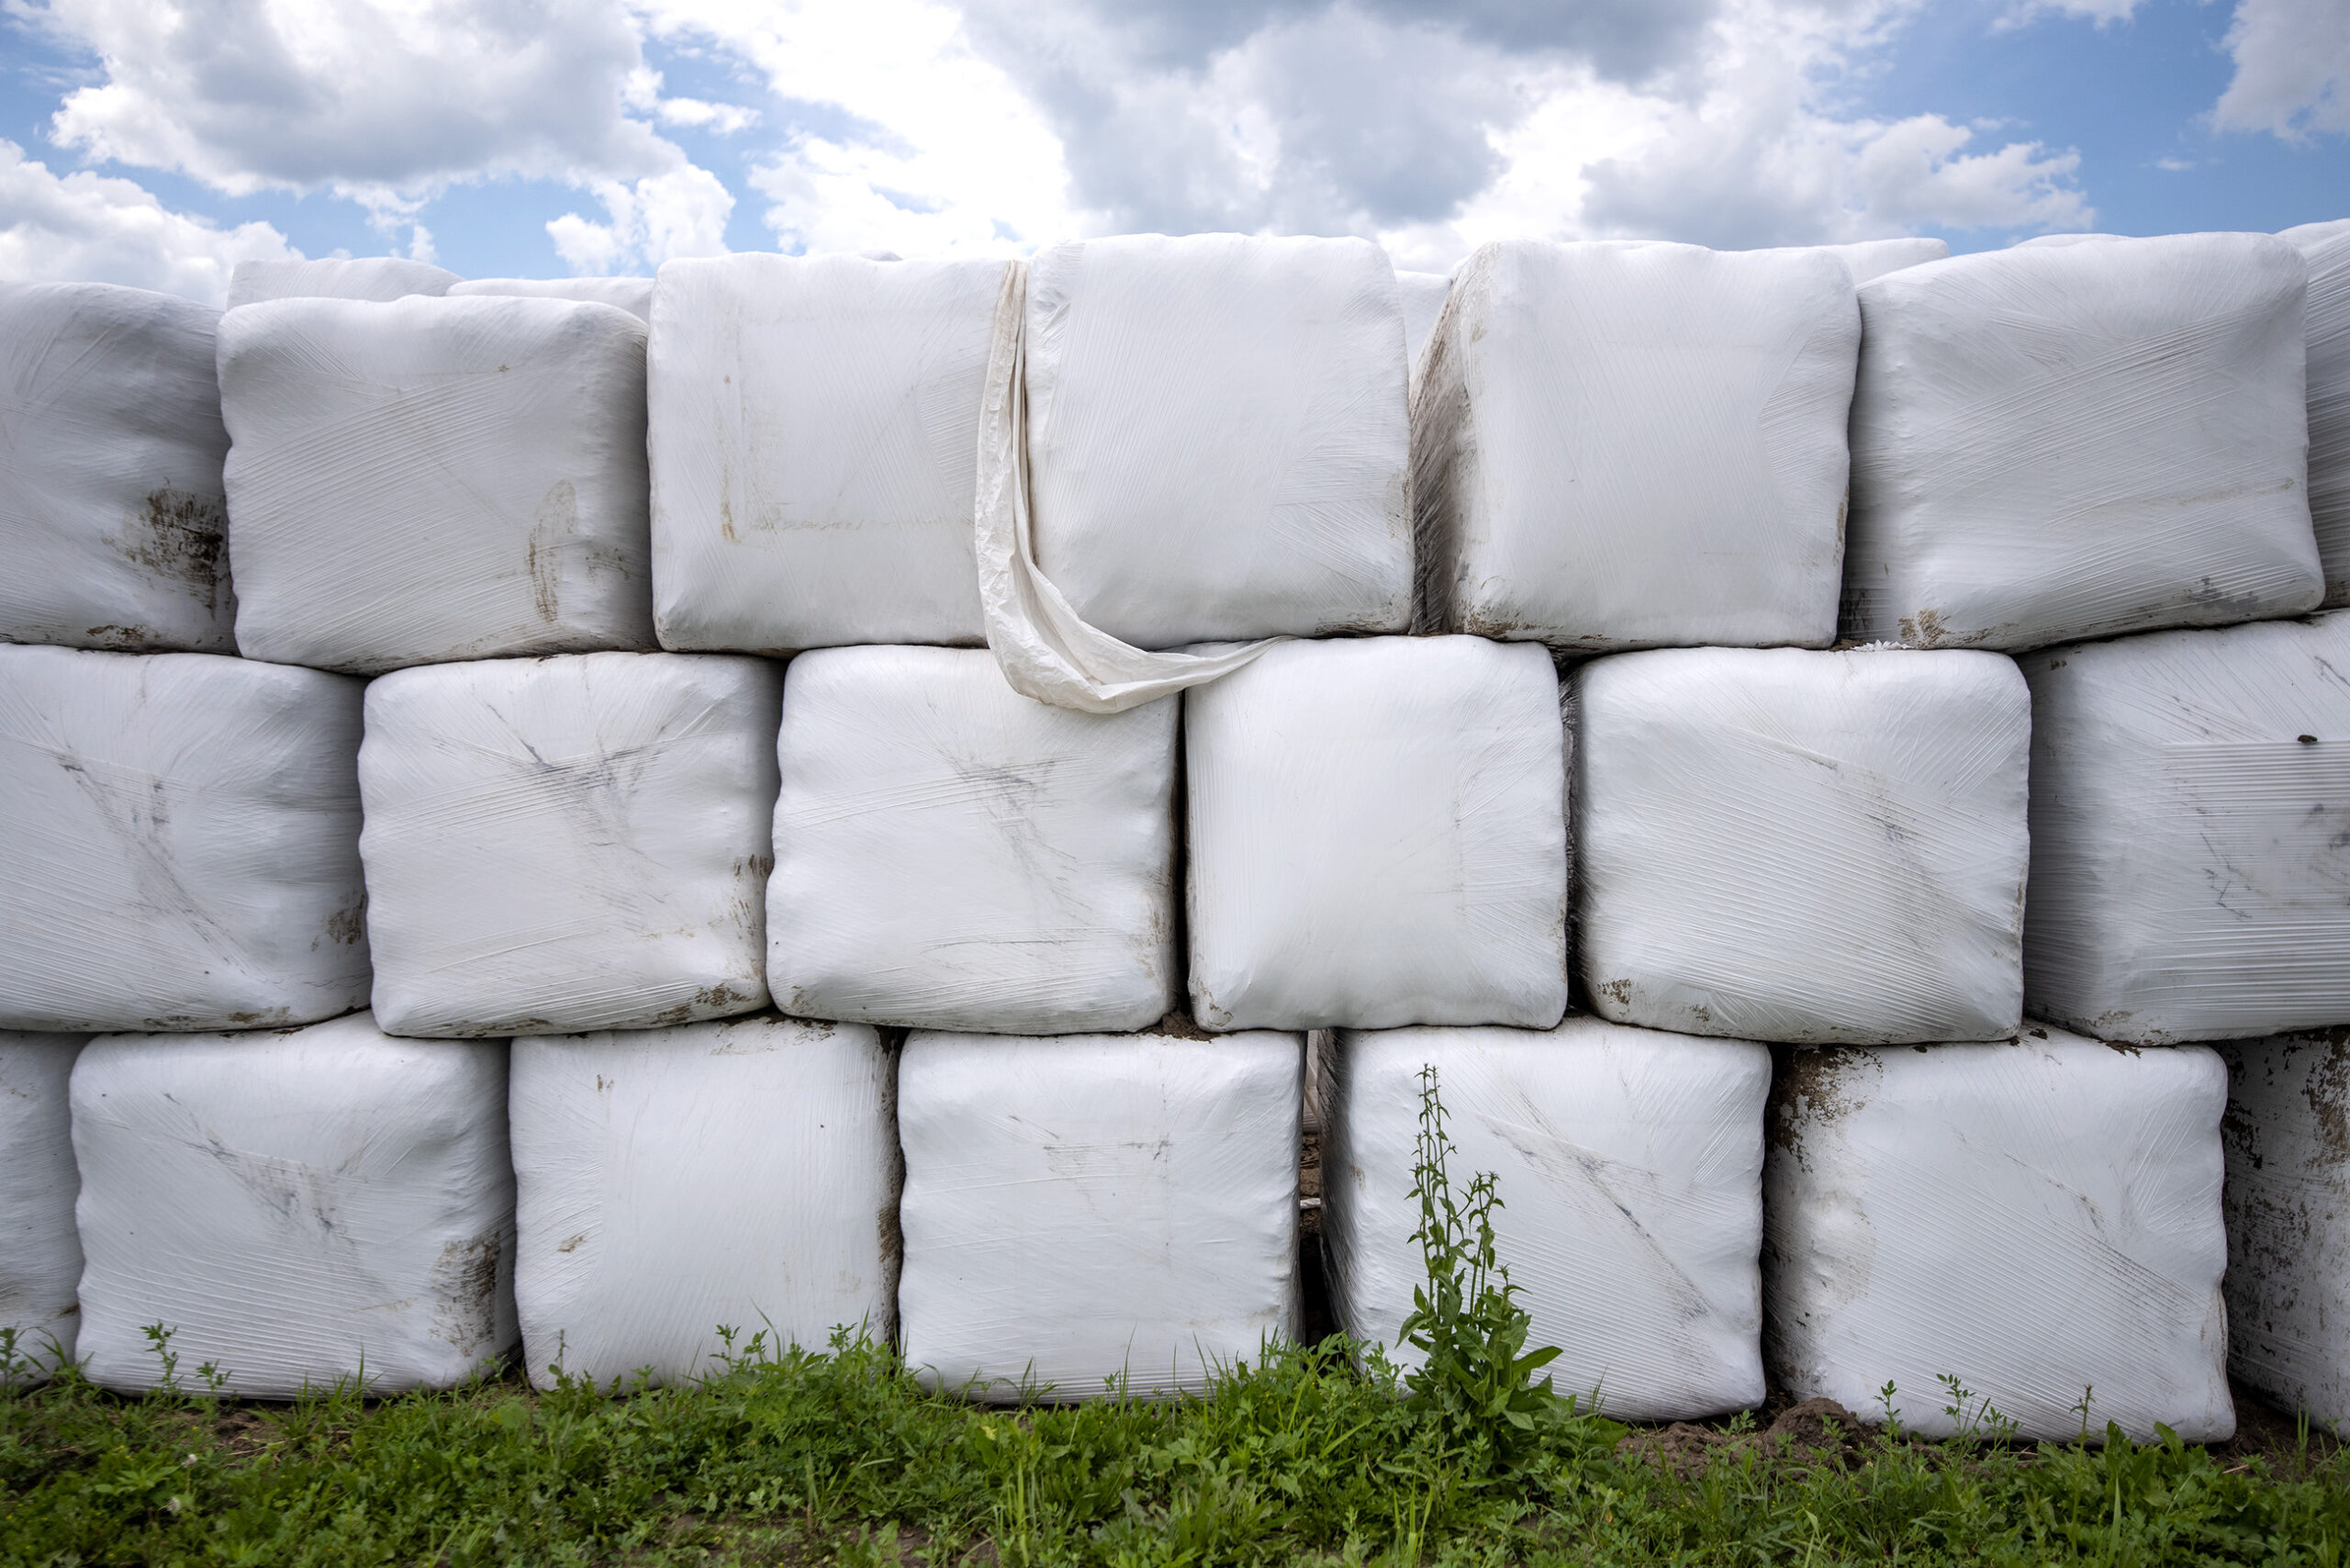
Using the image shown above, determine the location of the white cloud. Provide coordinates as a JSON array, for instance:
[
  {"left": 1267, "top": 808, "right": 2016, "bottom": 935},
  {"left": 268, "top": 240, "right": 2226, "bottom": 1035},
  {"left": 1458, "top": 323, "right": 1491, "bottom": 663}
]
[
  {"left": 2212, "top": 0, "right": 2350, "bottom": 141},
  {"left": 1994, "top": 0, "right": 2144, "bottom": 30},
  {"left": 0, "top": 139, "right": 296, "bottom": 304},
  {"left": 545, "top": 164, "right": 733, "bottom": 273}
]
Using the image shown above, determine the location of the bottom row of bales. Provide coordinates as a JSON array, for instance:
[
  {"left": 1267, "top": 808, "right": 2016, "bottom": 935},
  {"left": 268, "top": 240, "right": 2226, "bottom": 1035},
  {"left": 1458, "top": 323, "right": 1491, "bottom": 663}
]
[{"left": 5, "top": 1015, "right": 2344, "bottom": 1441}]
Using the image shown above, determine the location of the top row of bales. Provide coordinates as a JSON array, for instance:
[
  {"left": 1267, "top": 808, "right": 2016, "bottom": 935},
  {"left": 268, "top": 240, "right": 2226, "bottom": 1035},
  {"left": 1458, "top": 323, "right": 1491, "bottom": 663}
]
[{"left": 1, "top": 225, "right": 2344, "bottom": 670}]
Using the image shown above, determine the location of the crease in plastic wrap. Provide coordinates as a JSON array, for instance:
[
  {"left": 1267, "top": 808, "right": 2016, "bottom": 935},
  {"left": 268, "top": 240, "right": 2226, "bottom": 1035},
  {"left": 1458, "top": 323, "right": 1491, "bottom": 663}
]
[
  {"left": 0, "top": 282, "right": 233, "bottom": 652},
  {"left": 226, "top": 257, "right": 457, "bottom": 310},
  {"left": 359, "top": 651, "right": 782, "bottom": 1037},
  {"left": 1395, "top": 269, "right": 1450, "bottom": 384},
  {"left": 71, "top": 1014, "right": 517, "bottom": 1398},
  {"left": 2215, "top": 1028, "right": 2350, "bottom": 1425},
  {"left": 898, "top": 1029, "right": 1300, "bottom": 1401},
  {"left": 1413, "top": 240, "right": 1859, "bottom": 652},
  {"left": 0, "top": 1033, "right": 85, "bottom": 1383},
  {"left": 651, "top": 255, "right": 997, "bottom": 654},
  {"left": 2284, "top": 219, "right": 2350, "bottom": 607},
  {"left": 1323, "top": 1020, "right": 1769, "bottom": 1420},
  {"left": 1763, "top": 1031, "right": 2233, "bottom": 1442},
  {"left": 2020, "top": 611, "right": 2350, "bottom": 1043},
  {"left": 1842, "top": 231, "right": 2322, "bottom": 651},
  {"left": 1749, "top": 237, "right": 1949, "bottom": 285},
  {"left": 510, "top": 1016, "right": 898, "bottom": 1389},
  {"left": 1185, "top": 636, "right": 1569, "bottom": 1032},
  {"left": 219, "top": 295, "right": 655, "bottom": 674},
  {"left": 450, "top": 276, "right": 653, "bottom": 320},
  {"left": 0, "top": 645, "right": 370, "bottom": 1032},
  {"left": 1575, "top": 647, "right": 2030, "bottom": 1045},
  {"left": 767, "top": 646, "right": 1179, "bottom": 1033}
]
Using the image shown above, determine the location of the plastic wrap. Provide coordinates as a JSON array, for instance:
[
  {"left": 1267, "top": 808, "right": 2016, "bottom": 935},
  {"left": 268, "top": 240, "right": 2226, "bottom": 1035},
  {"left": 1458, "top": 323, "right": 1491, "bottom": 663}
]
[
  {"left": 0, "top": 645, "right": 369, "bottom": 1032},
  {"left": 359, "top": 651, "right": 781, "bottom": 1037},
  {"left": 767, "top": 646, "right": 1178, "bottom": 1033},
  {"left": 0, "top": 281, "right": 232, "bottom": 653},
  {"left": 1759, "top": 237, "right": 1948, "bottom": 285},
  {"left": 219, "top": 295, "right": 655, "bottom": 674},
  {"left": 2216, "top": 1028, "right": 2350, "bottom": 1424},
  {"left": 1324, "top": 1019, "right": 1768, "bottom": 1419},
  {"left": 448, "top": 276, "right": 653, "bottom": 320},
  {"left": 0, "top": 1033, "right": 84, "bottom": 1383},
  {"left": 2020, "top": 612, "right": 2350, "bottom": 1043},
  {"left": 509, "top": 1016, "right": 897, "bottom": 1389},
  {"left": 1764, "top": 1031, "right": 2233, "bottom": 1442},
  {"left": 1186, "top": 635, "right": 1568, "bottom": 1032},
  {"left": 898, "top": 1028, "right": 1300, "bottom": 1400},
  {"left": 1576, "top": 647, "right": 2029, "bottom": 1045},
  {"left": 1414, "top": 240, "right": 1857, "bottom": 652},
  {"left": 1843, "top": 232, "right": 2322, "bottom": 650},
  {"left": 226, "top": 257, "right": 458, "bottom": 309},
  {"left": 1396, "top": 269, "right": 1449, "bottom": 380},
  {"left": 71, "top": 1014, "right": 516, "bottom": 1398},
  {"left": 2284, "top": 219, "right": 2350, "bottom": 607},
  {"left": 1024, "top": 234, "right": 1411, "bottom": 648},
  {"left": 649, "top": 254, "right": 996, "bottom": 653}
]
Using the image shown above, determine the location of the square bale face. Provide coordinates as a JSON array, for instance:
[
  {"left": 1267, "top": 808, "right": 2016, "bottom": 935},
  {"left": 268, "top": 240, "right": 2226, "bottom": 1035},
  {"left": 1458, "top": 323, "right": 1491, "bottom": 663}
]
[
  {"left": 1024, "top": 233, "right": 1411, "bottom": 648},
  {"left": 358, "top": 651, "right": 782, "bottom": 1036},
  {"left": 70, "top": 1014, "right": 515, "bottom": 1399},
  {"left": 2020, "top": 612, "right": 2350, "bottom": 1043},
  {"left": 896, "top": 1030, "right": 1300, "bottom": 1400},
  {"left": 767, "top": 646, "right": 1178, "bottom": 1034},
  {"left": 1184, "top": 635, "right": 1568, "bottom": 1033},
  {"left": 509, "top": 1016, "right": 898, "bottom": 1389},
  {"left": 218, "top": 295, "right": 655, "bottom": 674},
  {"left": 1842, "top": 233, "right": 2322, "bottom": 651},
  {"left": 0, "top": 1032, "right": 85, "bottom": 1382},
  {"left": 0, "top": 282, "right": 232, "bottom": 654},
  {"left": 2282, "top": 219, "right": 2350, "bottom": 607},
  {"left": 1762, "top": 1031, "right": 2232, "bottom": 1443},
  {"left": 1324, "top": 1018, "right": 1771, "bottom": 1421},
  {"left": 1414, "top": 240, "right": 1856, "bottom": 652},
  {"left": 648, "top": 255, "right": 999, "bottom": 653},
  {"left": 1575, "top": 646, "right": 2029, "bottom": 1046},
  {"left": 0, "top": 645, "right": 369, "bottom": 1032}
]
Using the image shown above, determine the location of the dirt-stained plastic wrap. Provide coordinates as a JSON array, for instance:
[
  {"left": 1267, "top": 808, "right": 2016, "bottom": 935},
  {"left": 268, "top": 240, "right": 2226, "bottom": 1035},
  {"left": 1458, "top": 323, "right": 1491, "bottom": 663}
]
[
  {"left": 449, "top": 276, "right": 653, "bottom": 320},
  {"left": 71, "top": 1014, "right": 516, "bottom": 1398},
  {"left": 509, "top": 1017, "right": 897, "bottom": 1389},
  {"left": 1576, "top": 647, "right": 2030, "bottom": 1045},
  {"left": 2217, "top": 1028, "right": 2350, "bottom": 1425},
  {"left": 2020, "top": 612, "right": 2350, "bottom": 1043},
  {"left": 1415, "top": 241, "right": 1858, "bottom": 652},
  {"left": 219, "top": 296, "right": 655, "bottom": 673},
  {"left": 1324, "top": 1020, "right": 1769, "bottom": 1420},
  {"left": 1024, "top": 234, "right": 1410, "bottom": 648},
  {"left": 898, "top": 1029, "right": 1300, "bottom": 1400},
  {"left": 1396, "top": 269, "right": 1449, "bottom": 379},
  {"left": 0, "top": 1033, "right": 84, "bottom": 1383},
  {"left": 1185, "top": 636, "right": 1568, "bottom": 1032},
  {"left": 767, "top": 647, "right": 1178, "bottom": 1033},
  {"left": 649, "top": 255, "right": 997, "bottom": 652},
  {"left": 226, "top": 257, "right": 457, "bottom": 309},
  {"left": 1843, "top": 232, "right": 2322, "bottom": 650},
  {"left": 0, "top": 282, "right": 232, "bottom": 653},
  {"left": 2284, "top": 220, "right": 2350, "bottom": 607},
  {"left": 359, "top": 652, "right": 782, "bottom": 1037},
  {"left": 1764, "top": 1032, "right": 2233, "bottom": 1442},
  {"left": 0, "top": 645, "right": 369, "bottom": 1032}
]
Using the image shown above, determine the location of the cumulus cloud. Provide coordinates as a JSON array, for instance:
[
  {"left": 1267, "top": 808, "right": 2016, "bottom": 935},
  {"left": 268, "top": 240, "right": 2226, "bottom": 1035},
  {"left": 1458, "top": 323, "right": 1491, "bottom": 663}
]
[
  {"left": 546, "top": 164, "right": 733, "bottom": 272},
  {"left": 2211, "top": 0, "right": 2350, "bottom": 140},
  {"left": 0, "top": 139, "right": 296, "bottom": 303}
]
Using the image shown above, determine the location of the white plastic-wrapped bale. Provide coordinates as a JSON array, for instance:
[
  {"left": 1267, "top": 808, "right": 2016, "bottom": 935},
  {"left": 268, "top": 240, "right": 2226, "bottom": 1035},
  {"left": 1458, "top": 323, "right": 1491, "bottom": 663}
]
[
  {"left": 1843, "top": 232, "right": 2322, "bottom": 650},
  {"left": 767, "top": 646, "right": 1178, "bottom": 1033},
  {"left": 2020, "top": 613, "right": 2350, "bottom": 1043},
  {"left": 649, "top": 255, "right": 997, "bottom": 652},
  {"left": 1765, "top": 1032, "right": 2233, "bottom": 1441},
  {"left": 1748, "top": 237, "right": 1947, "bottom": 285},
  {"left": 448, "top": 276, "right": 654, "bottom": 320},
  {"left": 219, "top": 296, "right": 655, "bottom": 673},
  {"left": 510, "top": 1016, "right": 896, "bottom": 1389},
  {"left": 2284, "top": 219, "right": 2350, "bottom": 607},
  {"left": 1325, "top": 1020, "right": 1769, "bottom": 1420},
  {"left": 72, "top": 1014, "right": 515, "bottom": 1398},
  {"left": 1185, "top": 635, "right": 1567, "bottom": 1032},
  {"left": 1396, "top": 268, "right": 1449, "bottom": 379},
  {"left": 1414, "top": 240, "right": 1858, "bottom": 652},
  {"left": 898, "top": 1028, "right": 1299, "bottom": 1400},
  {"left": 226, "top": 256, "right": 458, "bottom": 309},
  {"left": 0, "top": 282, "right": 232, "bottom": 653},
  {"left": 359, "top": 652, "right": 781, "bottom": 1037},
  {"left": 0, "top": 645, "right": 369, "bottom": 1032},
  {"left": 2216, "top": 1028, "right": 2350, "bottom": 1425},
  {"left": 1025, "top": 234, "right": 1410, "bottom": 647},
  {"left": 0, "top": 1033, "right": 84, "bottom": 1383},
  {"left": 1575, "top": 647, "right": 2029, "bottom": 1045}
]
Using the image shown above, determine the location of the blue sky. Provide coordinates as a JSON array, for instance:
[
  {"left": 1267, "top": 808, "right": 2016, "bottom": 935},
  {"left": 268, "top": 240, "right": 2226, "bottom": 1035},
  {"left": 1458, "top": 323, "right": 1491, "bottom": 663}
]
[{"left": 0, "top": 0, "right": 2341, "bottom": 302}]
